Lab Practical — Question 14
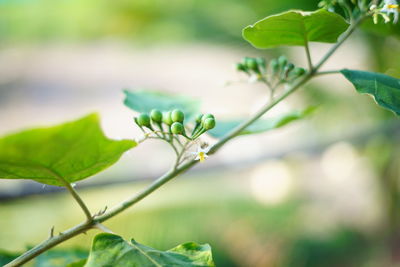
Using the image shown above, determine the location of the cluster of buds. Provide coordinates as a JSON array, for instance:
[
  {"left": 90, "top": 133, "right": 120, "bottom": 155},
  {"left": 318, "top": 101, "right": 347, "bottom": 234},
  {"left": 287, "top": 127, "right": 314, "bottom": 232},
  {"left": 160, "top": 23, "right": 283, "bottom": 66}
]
[
  {"left": 134, "top": 109, "right": 216, "bottom": 141},
  {"left": 236, "top": 56, "right": 306, "bottom": 86}
]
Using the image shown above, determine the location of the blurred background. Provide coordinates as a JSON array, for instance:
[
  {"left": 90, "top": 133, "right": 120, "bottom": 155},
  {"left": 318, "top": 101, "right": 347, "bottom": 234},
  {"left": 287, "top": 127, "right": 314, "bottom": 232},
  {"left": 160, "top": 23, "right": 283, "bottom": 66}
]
[{"left": 0, "top": 0, "right": 400, "bottom": 266}]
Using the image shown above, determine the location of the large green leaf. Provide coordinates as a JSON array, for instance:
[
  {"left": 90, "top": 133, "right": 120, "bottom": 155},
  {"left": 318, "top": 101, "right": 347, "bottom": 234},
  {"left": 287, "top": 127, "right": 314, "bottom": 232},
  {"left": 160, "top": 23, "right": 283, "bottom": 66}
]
[
  {"left": 341, "top": 69, "right": 400, "bottom": 115},
  {"left": 243, "top": 9, "right": 349, "bottom": 49},
  {"left": 208, "top": 107, "right": 316, "bottom": 138},
  {"left": 0, "top": 114, "right": 136, "bottom": 186},
  {"left": 124, "top": 90, "right": 200, "bottom": 120},
  {"left": 84, "top": 233, "right": 215, "bottom": 267}
]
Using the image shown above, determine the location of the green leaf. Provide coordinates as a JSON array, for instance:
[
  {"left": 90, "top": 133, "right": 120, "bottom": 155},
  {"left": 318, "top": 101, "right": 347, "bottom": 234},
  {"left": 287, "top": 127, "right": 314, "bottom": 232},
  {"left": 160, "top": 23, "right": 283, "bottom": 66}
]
[
  {"left": 0, "top": 250, "right": 18, "bottom": 266},
  {"left": 34, "top": 249, "right": 88, "bottom": 267},
  {"left": 208, "top": 107, "right": 316, "bottom": 138},
  {"left": 243, "top": 9, "right": 349, "bottom": 49},
  {"left": 341, "top": 69, "right": 400, "bottom": 115},
  {"left": 84, "top": 233, "right": 215, "bottom": 267},
  {"left": 0, "top": 114, "right": 136, "bottom": 186},
  {"left": 124, "top": 90, "right": 200, "bottom": 120}
]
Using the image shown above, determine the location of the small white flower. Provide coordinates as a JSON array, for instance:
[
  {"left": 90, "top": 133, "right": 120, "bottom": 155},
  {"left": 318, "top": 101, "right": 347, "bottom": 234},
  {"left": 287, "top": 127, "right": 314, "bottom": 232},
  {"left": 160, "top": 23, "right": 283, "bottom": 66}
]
[
  {"left": 381, "top": 0, "right": 399, "bottom": 23},
  {"left": 191, "top": 146, "right": 210, "bottom": 162}
]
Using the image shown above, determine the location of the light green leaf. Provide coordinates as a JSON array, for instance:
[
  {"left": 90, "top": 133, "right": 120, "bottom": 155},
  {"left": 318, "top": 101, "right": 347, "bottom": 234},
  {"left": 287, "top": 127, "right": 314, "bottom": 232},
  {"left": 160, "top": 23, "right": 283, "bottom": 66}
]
[
  {"left": 243, "top": 9, "right": 349, "bottom": 49},
  {"left": 124, "top": 90, "right": 200, "bottom": 120},
  {"left": 208, "top": 107, "right": 316, "bottom": 138},
  {"left": 34, "top": 249, "right": 88, "bottom": 267},
  {"left": 341, "top": 69, "right": 400, "bottom": 115},
  {"left": 0, "top": 114, "right": 136, "bottom": 186},
  {"left": 84, "top": 233, "right": 215, "bottom": 267}
]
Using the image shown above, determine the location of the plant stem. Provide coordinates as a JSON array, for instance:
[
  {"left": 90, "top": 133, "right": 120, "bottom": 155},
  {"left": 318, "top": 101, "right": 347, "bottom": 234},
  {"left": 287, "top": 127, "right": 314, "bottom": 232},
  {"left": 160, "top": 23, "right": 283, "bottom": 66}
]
[
  {"left": 4, "top": 16, "right": 364, "bottom": 267},
  {"left": 315, "top": 70, "right": 341, "bottom": 76},
  {"left": 304, "top": 41, "right": 313, "bottom": 70},
  {"left": 63, "top": 182, "right": 92, "bottom": 222}
]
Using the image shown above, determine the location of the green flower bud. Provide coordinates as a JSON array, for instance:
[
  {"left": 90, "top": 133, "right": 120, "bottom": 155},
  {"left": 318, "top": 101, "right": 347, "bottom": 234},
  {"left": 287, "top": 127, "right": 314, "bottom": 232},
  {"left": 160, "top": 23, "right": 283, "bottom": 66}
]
[
  {"left": 269, "top": 59, "right": 279, "bottom": 74},
  {"left": 195, "top": 114, "right": 203, "bottom": 124},
  {"left": 171, "top": 109, "right": 184, "bottom": 123},
  {"left": 256, "top": 58, "right": 266, "bottom": 71},
  {"left": 150, "top": 109, "right": 162, "bottom": 123},
  {"left": 202, "top": 118, "right": 216, "bottom": 130},
  {"left": 201, "top": 114, "right": 215, "bottom": 124},
  {"left": 171, "top": 122, "right": 185, "bottom": 135},
  {"left": 137, "top": 113, "right": 151, "bottom": 127},
  {"left": 245, "top": 57, "right": 259, "bottom": 72},
  {"left": 236, "top": 63, "right": 248, "bottom": 72},
  {"left": 293, "top": 67, "right": 306, "bottom": 77},
  {"left": 278, "top": 56, "right": 288, "bottom": 69},
  {"left": 162, "top": 111, "right": 173, "bottom": 125}
]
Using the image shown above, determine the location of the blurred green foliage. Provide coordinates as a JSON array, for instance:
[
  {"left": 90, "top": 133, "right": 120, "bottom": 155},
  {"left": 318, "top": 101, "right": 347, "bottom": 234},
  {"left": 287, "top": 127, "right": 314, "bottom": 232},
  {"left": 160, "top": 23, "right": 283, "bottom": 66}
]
[{"left": 0, "top": 0, "right": 319, "bottom": 44}]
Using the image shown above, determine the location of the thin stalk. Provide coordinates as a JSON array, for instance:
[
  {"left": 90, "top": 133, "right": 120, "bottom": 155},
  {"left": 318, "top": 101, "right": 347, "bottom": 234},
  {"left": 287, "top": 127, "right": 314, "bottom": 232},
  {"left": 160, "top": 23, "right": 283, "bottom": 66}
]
[
  {"left": 63, "top": 182, "right": 92, "bottom": 222},
  {"left": 315, "top": 70, "right": 341, "bottom": 76},
  {"left": 4, "top": 16, "right": 364, "bottom": 267},
  {"left": 304, "top": 40, "right": 313, "bottom": 70}
]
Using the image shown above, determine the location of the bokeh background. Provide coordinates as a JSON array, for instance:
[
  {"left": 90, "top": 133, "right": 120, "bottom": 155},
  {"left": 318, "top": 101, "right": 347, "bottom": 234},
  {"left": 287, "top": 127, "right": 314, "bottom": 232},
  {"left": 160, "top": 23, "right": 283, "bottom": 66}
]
[{"left": 0, "top": 0, "right": 400, "bottom": 266}]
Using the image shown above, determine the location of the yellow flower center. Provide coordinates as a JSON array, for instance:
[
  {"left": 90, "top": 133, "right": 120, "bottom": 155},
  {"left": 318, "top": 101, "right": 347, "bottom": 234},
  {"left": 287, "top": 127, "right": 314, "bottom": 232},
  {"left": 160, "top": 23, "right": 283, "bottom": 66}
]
[
  {"left": 388, "top": 4, "right": 399, "bottom": 9},
  {"left": 199, "top": 152, "right": 205, "bottom": 162}
]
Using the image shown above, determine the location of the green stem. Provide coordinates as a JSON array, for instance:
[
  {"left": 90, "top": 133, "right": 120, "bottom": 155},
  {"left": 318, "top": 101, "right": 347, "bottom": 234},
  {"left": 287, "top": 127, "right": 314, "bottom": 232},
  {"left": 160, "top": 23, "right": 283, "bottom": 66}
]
[
  {"left": 63, "top": 182, "right": 92, "bottom": 222},
  {"left": 4, "top": 16, "right": 364, "bottom": 267},
  {"left": 304, "top": 40, "right": 313, "bottom": 70},
  {"left": 315, "top": 70, "right": 341, "bottom": 76}
]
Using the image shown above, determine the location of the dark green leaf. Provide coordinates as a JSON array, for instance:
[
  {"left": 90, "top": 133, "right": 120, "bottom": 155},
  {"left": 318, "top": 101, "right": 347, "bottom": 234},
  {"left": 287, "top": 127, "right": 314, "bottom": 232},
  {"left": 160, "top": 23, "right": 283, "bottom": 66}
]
[
  {"left": 84, "top": 233, "right": 215, "bottom": 267},
  {"left": 124, "top": 90, "right": 200, "bottom": 120},
  {"left": 341, "top": 69, "right": 400, "bottom": 115},
  {"left": 208, "top": 107, "right": 316, "bottom": 138},
  {"left": 0, "top": 114, "right": 136, "bottom": 186},
  {"left": 243, "top": 9, "right": 349, "bottom": 49},
  {"left": 0, "top": 250, "right": 19, "bottom": 266}
]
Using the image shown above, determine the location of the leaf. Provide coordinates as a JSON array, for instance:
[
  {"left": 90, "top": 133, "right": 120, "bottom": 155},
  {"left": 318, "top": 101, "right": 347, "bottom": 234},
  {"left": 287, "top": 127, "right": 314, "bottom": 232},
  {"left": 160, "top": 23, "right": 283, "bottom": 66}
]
[
  {"left": 341, "top": 69, "right": 400, "bottom": 115},
  {"left": 0, "top": 114, "right": 136, "bottom": 186},
  {"left": 243, "top": 9, "right": 349, "bottom": 49},
  {"left": 0, "top": 250, "right": 19, "bottom": 266},
  {"left": 84, "top": 233, "right": 215, "bottom": 267},
  {"left": 124, "top": 90, "right": 201, "bottom": 120},
  {"left": 208, "top": 107, "right": 316, "bottom": 138},
  {"left": 34, "top": 249, "right": 88, "bottom": 267}
]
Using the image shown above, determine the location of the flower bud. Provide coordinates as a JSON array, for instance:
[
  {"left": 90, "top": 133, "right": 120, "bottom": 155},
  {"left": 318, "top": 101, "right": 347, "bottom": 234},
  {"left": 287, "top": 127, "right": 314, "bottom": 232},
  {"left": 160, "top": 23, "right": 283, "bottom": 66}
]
[
  {"left": 195, "top": 114, "right": 203, "bottom": 124},
  {"left": 162, "top": 111, "right": 173, "bottom": 125},
  {"left": 202, "top": 118, "right": 216, "bottom": 130},
  {"left": 245, "top": 57, "right": 259, "bottom": 72},
  {"left": 150, "top": 109, "right": 162, "bottom": 123},
  {"left": 236, "top": 63, "right": 248, "bottom": 72},
  {"left": 278, "top": 56, "right": 288, "bottom": 69},
  {"left": 293, "top": 67, "right": 306, "bottom": 77},
  {"left": 269, "top": 59, "right": 279, "bottom": 74},
  {"left": 171, "top": 122, "right": 185, "bottom": 135},
  {"left": 171, "top": 109, "right": 184, "bottom": 123},
  {"left": 137, "top": 113, "right": 151, "bottom": 127},
  {"left": 256, "top": 58, "right": 266, "bottom": 72},
  {"left": 201, "top": 114, "right": 215, "bottom": 124}
]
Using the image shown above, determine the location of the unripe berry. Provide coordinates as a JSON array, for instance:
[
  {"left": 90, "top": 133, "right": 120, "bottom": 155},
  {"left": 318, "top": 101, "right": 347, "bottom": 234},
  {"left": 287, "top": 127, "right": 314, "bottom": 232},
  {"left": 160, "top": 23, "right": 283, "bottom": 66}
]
[
  {"left": 202, "top": 118, "right": 216, "bottom": 130},
  {"left": 171, "top": 109, "right": 184, "bottom": 123},
  {"left": 278, "top": 56, "right": 288, "bottom": 68},
  {"left": 137, "top": 113, "right": 151, "bottom": 127},
  {"left": 171, "top": 122, "right": 184, "bottom": 135},
  {"left": 162, "top": 111, "right": 173, "bottom": 125},
  {"left": 150, "top": 109, "right": 162, "bottom": 123}
]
